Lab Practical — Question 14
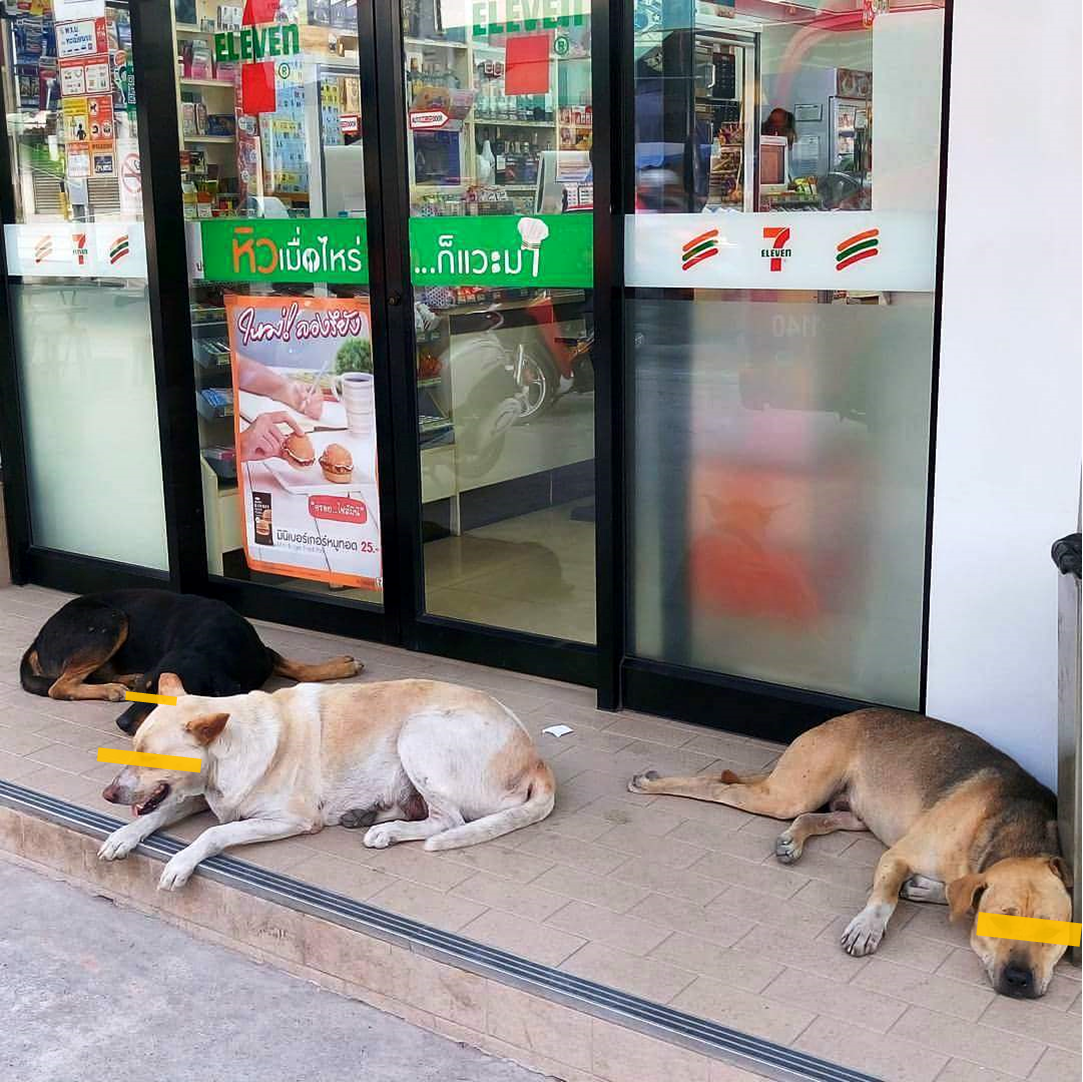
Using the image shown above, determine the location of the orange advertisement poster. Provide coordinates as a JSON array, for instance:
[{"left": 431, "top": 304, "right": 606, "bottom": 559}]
[{"left": 224, "top": 294, "right": 380, "bottom": 590}]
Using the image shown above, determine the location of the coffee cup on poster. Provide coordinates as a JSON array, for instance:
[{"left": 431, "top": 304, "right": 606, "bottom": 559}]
[{"left": 331, "top": 372, "right": 375, "bottom": 438}]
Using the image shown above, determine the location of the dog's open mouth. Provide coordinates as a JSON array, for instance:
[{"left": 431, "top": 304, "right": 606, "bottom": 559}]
[{"left": 132, "top": 783, "right": 170, "bottom": 816}]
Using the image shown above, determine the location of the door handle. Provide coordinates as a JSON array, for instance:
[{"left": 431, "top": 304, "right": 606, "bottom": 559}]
[{"left": 388, "top": 291, "right": 402, "bottom": 307}]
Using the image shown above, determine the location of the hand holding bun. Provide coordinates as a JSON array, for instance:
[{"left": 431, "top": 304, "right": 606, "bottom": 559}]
[
  {"left": 319, "top": 443, "right": 354, "bottom": 484},
  {"left": 282, "top": 432, "right": 316, "bottom": 468}
]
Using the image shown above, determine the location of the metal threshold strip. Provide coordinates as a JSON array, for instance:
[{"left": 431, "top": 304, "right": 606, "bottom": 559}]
[{"left": 0, "top": 779, "right": 883, "bottom": 1082}]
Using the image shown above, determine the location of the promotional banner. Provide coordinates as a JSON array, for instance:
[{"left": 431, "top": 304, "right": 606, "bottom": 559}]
[
  {"left": 226, "top": 294, "right": 382, "bottom": 590},
  {"left": 409, "top": 213, "right": 592, "bottom": 287},
  {"left": 625, "top": 211, "right": 936, "bottom": 293},
  {"left": 198, "top": 218, "right": 369, "bottom": 284},
  {"left": 4, "top": 221, "right": 147, "bottom": 278}
]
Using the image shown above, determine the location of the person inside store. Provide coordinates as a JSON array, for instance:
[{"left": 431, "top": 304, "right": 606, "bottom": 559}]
[
  {"left": 761, "top": 107, "right": 797, "bottom": 147},
  {"left": 235, "top": 354, "right": 321, "bottom": 463}
]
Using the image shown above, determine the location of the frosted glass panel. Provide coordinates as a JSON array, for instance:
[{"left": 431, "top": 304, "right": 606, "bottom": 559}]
[
  {"left": 12, "top": 283, "right": 168, "bottom": 570},
  {"left": 630, "top": 293, "right": 933, "bottom": 707}
]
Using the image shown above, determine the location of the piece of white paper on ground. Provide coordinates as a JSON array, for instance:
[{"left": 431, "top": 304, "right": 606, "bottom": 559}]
[{"left": 542, "top": 725, "right": 574, "bottom": 738}]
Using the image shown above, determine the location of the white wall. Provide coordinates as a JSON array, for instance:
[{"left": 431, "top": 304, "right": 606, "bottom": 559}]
[{"left": 925, "top": 0, "right": 1082, "bottom": 788}]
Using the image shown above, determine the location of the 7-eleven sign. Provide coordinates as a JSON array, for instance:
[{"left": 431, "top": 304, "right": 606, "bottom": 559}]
[{"left": 761, "top": 226, "right": 791, "bottom": 272}]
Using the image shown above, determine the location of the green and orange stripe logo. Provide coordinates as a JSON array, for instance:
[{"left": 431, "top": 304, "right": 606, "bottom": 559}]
[
  {"left": 109, "top": 233, "right": 130, "bottom": 265},
  {"left": 681, "top": 228, "right": 719, "bottom": 271},
  {"left": 836, "top": 228, "right": 879, "bottom": 271}
]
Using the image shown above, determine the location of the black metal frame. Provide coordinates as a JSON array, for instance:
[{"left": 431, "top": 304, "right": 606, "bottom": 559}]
[{"left": 0, "top": 1, "right": 956, "bottom": 745}]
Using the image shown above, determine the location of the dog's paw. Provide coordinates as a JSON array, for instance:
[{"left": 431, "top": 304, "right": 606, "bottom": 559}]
[
  {"left": 627, "top": 770, "right": 660, "bottom": 794},
  {"left": 900, "top": 874, "right": 947, "bottom": 904},
  {"left": 363, "top": 823, "right": 398, "bottom": 849},
  {"left": 841, "top": 907, "right": 888, "bottom": 956},
  {"left": 340, "top": 807, "right": 377, "bottom": 830},
  {"left": 774, "top": 831, "right": 803, "bottom": 865},
  {"left": 98, "top": 829, "right": 139, "bottom": 861},
  {"left": 104, "top": 684, "right": 127, "bottom": 702},
  {"left": 158, "top": 857, "right": 196, "bottom": 891}
]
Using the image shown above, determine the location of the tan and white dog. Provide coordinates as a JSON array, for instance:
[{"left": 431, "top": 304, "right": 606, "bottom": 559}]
[
  {"left": 629, "top": 708, "right": 1073, "bottom": 999},
  {"left": 99, "top": 675, "right": 555, "bottom": 891}
]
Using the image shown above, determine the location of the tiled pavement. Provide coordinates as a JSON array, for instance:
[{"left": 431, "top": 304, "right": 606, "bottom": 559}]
[{"left": 0, "top": 584, "right": 1078, "bottom": 1082}]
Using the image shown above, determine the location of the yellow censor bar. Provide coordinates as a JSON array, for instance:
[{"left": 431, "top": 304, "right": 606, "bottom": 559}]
[
  {"left": 124, "top": 691, "right": 178, "bottom": 706},
  {"left": 975, "top": 912, "right": 1082, "bottom": 948},
  {"left": 98, "top": 748, "right": 203, "bottom": 773}
]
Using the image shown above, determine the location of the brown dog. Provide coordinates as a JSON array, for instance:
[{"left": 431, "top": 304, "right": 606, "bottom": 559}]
[{"left": 629, "top": 708, "right": 1072, "bottom": 998}]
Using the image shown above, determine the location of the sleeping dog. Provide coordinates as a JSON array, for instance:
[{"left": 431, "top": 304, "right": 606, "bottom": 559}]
[
  {"left": 98, "top": 675, "right": 556, "bottom": 890},
  {"left": 630, "top": 708, "right": 1073, "bottom": 999},
  {"left": 21, "top": 589, "right": 360, "bottom": 733}
]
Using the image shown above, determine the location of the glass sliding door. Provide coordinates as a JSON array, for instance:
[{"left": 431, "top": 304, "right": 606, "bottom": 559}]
[
  {"left": 626, "top": 1, "right": 947, "bottom": 707},
  {"left": 171, "top": 0, "right": 383, "bottom": 606},
  {"left": 1, "top": 1, "right": 167, "bottom": 569},
  {"left": 400, "top": 0, "right": 597, "bottom": 645}
]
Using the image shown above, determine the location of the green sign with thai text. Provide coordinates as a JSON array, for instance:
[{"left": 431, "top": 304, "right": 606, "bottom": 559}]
[
  {"left": 200, "top": 218, "right": 369, "bottom": 284},
  {"left": 214, "top": 22, "right": 300, "bottom": 64},
  {"left": 409, "top": 214, "right": 593, "bottom": 287}
]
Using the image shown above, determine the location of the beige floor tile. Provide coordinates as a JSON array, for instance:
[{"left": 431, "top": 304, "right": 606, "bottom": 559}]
[
  {"left": 592, "top": 822, "right": 710, "bottom": 870},
  {"left": 643, "top": 792, "right": 754, "bottom": 829},
  {"left": 794, "top": 1016, "right": 948, "bottom": 1082},
  {"left": 836, "top": 834, "right": 888, "bottom": 865},
  {"left": 0, "top": 721, "right": 52, "bottom": 757},
  {"left": 692, "top": 852, "right": 809, "bottom": 900},
  {"left": 628, "top": 892, "right": 754, "bottom": 949},
  {"left": 979, "top": 995, "right": 1081, "bottom": 1054},
  {"left": 531, "top": 862, "right": 652, "bottom": 914},
  {"left": 1029, "top": 1046, "right": 1083, "bottom": 1082},
  {"left": 710, "top": 1062, "right": 775, "bottom": 1082},
  {"left": 669, "top": 818, "right": 778, "bottom": 863},
  {"left": 935, "top": 945, "right": 993, "bottom": 988},
  {"left": 670, "top": 977, "right": 816, "bottom": 1046},
  {"left": 607, "top": 856, "right": 727, "bottom": 907},
  {"left": 286, "top": 852, "right": 395, "bottom": 900},
  {"left": 762, "top": 966, "right": 908, "bottom": 1033},
  {"left": 228, "top": 836, "right": 320, "bottom": 874},
  {"left": 547, "top": 899, "right": 671, "bottom": 957},
  {"left": 561, "top": 941, "right": 696, "bottom": 1003},
  {"left": 361, "top": 841, "right": 478, "bottom": 892},
  {"left": 735, "top": 922, "right": 870, "bottom": 982},
  {"left": 709, "top": 884, "right": 836, "bottom": 939},
  {"left": 600, "top": 713, "right": 702, "bottom": 748},
  {"left": 27, "top": 716, "right": 105, "bottom": 750},
  {"left": 681, "top": 732, "right": 782, "bottom": 768},
  {"left": 451, "top": 871, "right": 567, "bottom": 923},
  {"left": 434, "top": 838, "right": 554, "bottom": 883},
  {"left": 649, "top": 932, "right": 783, "bottom": 995},
  {"left": 933, "top": 1061, "right": 1018, "bottom": 1082},
  {"left": 509, "top": 808, "right": 614, "bottom": 845},
  {"left": 461, "top": 907, "right": 585, "bottom": 967},
  {"left": 516, "top": 831, "right": 629, "bottom": 876},
  {"left": 902, "top": 903, "right": 976, "bottom": 949},
  {"left": 590, "top": 1017, "right": 711, "bottom": 1082},
  {"left": 790, "top": 876, "right": 876, "bottom": 915},
  {"left": 889, "top": 1004, "right": 1046, "bottom": 1077},
  {"left": 25, "top": 742, "right": 100, "bottom": 775},
  {"left": 368, "top": 878, "right": 487, "bottom": 932},
  {"left": 852, "top": 956, "right": 995, "bottom": 1022},
  {"left": 577, "top": 795, "right": 688, "bottom": 837}
]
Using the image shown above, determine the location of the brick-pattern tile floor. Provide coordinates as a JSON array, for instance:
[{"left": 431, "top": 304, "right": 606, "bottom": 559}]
[{"left": 0, "top": 585, "right": 1078, "bottom": 1082}]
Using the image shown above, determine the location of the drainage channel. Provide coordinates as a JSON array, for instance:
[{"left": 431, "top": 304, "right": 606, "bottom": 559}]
[{"left": 0, "top": 779, "right": 883, "bottom": 1082}]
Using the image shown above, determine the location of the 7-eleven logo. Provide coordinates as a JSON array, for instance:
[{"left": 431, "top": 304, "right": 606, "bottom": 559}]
[
  {"left": 761, "top": 226, "right": 791, "bottom": 272},
  {"left": 73, "top": 233, "right": 89, "bottom": 265}
]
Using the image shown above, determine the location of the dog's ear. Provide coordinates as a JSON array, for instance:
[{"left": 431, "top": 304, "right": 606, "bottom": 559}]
[
  {"left": 158, "top": 672, "right": 187, "bottom": 697},
  {"left": 185, "top": 712, "right": 229, "bottom": 746},
  {"left": 1049, "top": 856, "right": 1074, "bottom": 891},
  {"left": 946, "top": 873, "right": 987, "bottom": 922}
]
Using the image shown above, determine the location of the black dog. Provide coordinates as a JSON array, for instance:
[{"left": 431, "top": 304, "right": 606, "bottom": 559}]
[{"left": 21, "top": 589, "right": 361, "bottom": 733}]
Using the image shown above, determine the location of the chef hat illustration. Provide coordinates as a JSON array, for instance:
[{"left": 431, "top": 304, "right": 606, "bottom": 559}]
[{"left": 517, "top": 217, "right": 550, "bottom": 251}]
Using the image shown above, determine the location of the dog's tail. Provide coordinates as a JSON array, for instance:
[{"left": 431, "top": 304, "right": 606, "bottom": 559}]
[
  {"left": 20, "top": 644, "right": 53, "bottom": 697},
  {"left": 269, "top": 650, "right": 362, "bottom": 683},
  {"left": 423, "top": 760, "right": 556, "bottom": 851}
]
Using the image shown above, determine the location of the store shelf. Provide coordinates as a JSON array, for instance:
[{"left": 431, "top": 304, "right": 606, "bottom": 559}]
[
  {"left": 472, "top": 119, "right": 554, "bottom": 128},
  {"left": 176, "top": 23, "right": 214, "bottom": 36},
  {"left": 183, "top": 134, "right": 234, "bottom": 144},
  {"left": 405, "top": 36, "right": 468, "bottom": 50},
  {"left": 417, "top": 377, "right": 443, "bottom": 388},
  {"left": 181, "top": 77, "right": 234, "bottom": 88}
]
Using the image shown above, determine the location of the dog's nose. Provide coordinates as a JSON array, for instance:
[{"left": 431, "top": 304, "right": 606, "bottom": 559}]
[
  {"left": 1002, "top": 963, "right": 1034, "bottom": 995},
  {"left": 102, "top": 783, "right": 121, "bottom": 804}
]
